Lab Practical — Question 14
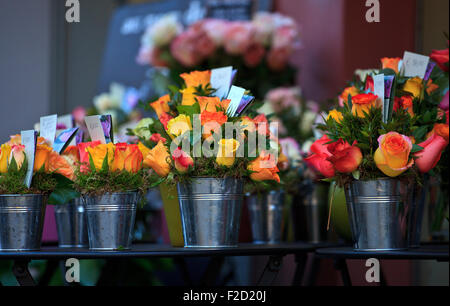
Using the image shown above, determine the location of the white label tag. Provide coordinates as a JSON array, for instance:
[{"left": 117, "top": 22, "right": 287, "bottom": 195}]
[
  {"left": 21, "top": 130, "right": 36, "bottom": 188},
  {"left": 402, "top": 51, "right": 429, "bottom": 79},
  {"left": 226, "top": 86, "right": 246, "bottom": 117},
  {"left": 57, "top": 114, "right": 74, "bottom": 130},
  {"left": 373, "top": 74, "right": 385, "bottom": 122},
  {"left": 39, "top": 114, "right": 57, "bottom": 147},
  {"left": 85, "top": 116, "right": 106, "bottom": 144},
  {"left": 210, "top": 66, "right": 233, "bottom": 99}
]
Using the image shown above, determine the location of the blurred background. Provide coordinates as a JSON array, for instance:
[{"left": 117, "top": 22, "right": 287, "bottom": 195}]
[{"left": 0, "top": 0, "right": 448, "bottom": 286}]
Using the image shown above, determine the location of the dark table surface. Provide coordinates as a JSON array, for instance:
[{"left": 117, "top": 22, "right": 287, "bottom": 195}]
[
  {"left": 0, "top": 242, "right": 319, "bottom": 260},
  {"left": 316, "top": 244, "right": 449, "bottom": 261}
]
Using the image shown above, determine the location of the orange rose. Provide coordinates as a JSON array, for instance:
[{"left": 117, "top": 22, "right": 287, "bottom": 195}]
[
  {"left": 339, "top": 86, "right": 359, "bottom": 105},
  {"left": 111, "top": 143, "right": 143, "bottom": 173},
  {"left": 201, "top": 110, "right": 228, "bottom": 139},
  {"left": 7, "top": 134, "right": 47, "bottom": 146},
  {"left": 180, "top": 70, "right": 211, "bottom": 88},
  {"left": 374, "top": 132, "right": 414, "bottom": 177},
  {"left": 248, "top": 151, "right": 280, "bottom": 183},
  {"left": 150, "top": 94, "right": 171, "bottom": 118},
  {"left": 142, "top": 141, "right": 171, "bottom": 177},
  {"left": 62, "top": 146, "right": 80, "bottom": 163},
  {"left": 381, "top": 57, "right": 401, "bottom": 73},
  {"left": 426, "top": 79, "right": 439, "bottom": 95},
  {"left": 34, "top": 144, "right": 53, "bottom": 172},
  {"left": 48, "top": 151, "right": 77, "bottom": 181},
  {"left": 351, "top": 93, "right": 381, "bottom": 118},
  {"left": 180, "top": 87, "right": 197, "bottom": 106},
  {"left": 197, "top": 96, "right": 230, "bottom": 113},
  {"left": 393, "top": 96, "right": 414, "bottom": 117},
  {"left": 427, "top": 123, "right": 449, "bottom": 143}
]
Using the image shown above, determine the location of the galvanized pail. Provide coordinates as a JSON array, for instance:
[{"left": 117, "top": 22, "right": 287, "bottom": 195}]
[
  {"left": 344, "top": 179, "right": 412, "bottom": 251},
  {"left": 246, "top": 190, "right": 285, "bottom": 244},
  {"left": 83, "top": 192, "right": 138, "bottom": 251},
  {"left": 54, "top": 198, "right": 88, "bottom": 248},
  {"left": 177, "top": 177, "right": 243, "bottom": 248},
  {"left": 0, "top": 194, "right": 47, "bottom": 251}
]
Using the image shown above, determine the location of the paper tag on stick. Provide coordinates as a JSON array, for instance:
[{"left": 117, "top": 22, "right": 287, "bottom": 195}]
[
  {"left": 21, "top": 130, "right": 37, "bottom": 188},
  {"left": 402, "top": 51, "right": 429, "bottom": 79},
  {"left": 39, "top": 114, "right": 57, "bottom": 147},
  {"left": 85, "top": 116, "right": 106, "bottom": 144},
  {"left": 211, "top": 66, "right": 233, "bottom": 99},
  {"left": 226, "top": 86, "right": 246, "bottom": 117}
]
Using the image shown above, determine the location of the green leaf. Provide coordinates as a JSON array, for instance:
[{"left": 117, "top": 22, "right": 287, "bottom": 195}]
[
  {"left": 411, "top": 144, "right": 424, "bottom": 154},
  {"left": 177, "top": 104, "right": 200, "bottom": 119},
  {"left": 88, "top": 152, "right": 96, "bottom": 173},
  {"left": 101, "top": 151, "right": 109, "bottom": 172},
  {"left": 48, "top": 187, "right": 80, "bottom": 205},
  {"left": 352, "top": 170, "right": 360, "bottom": 180}
]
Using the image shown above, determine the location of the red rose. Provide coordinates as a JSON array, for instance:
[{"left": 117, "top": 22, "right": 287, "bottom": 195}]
[
  {"left": 327, "top": 139, "right": 363, "bottom": 173},
  {"left": 150, "top": 133, "right": 167, "bottom": 144},
  {"left": 244, "top": 43, "right": 266, "bottom": 68},
  {"left": 304, "top": 135, "right": 335, "bottom": 178},
  {"left": 172, "top": 147, "right": 194, "bottom": 173},
  {"left": 415, "top": 133, "right": 448, "bottom": 173},
  {"left": 430, "top": 45, "right": 449, "bottom": 72}
]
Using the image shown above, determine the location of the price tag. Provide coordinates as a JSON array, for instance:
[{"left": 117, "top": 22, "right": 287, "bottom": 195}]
[
  {"left": 20, "top": 130, "right": 37, "bottom": 188},
  {"left": 39, "top": 114, "right": 57, "bottom": 147},
  {"left": 211, "top": 66, "right": 233, "bottom": 99},
  {"left": 226, "top": 86, "right": 246, "bottom": 117},
  {"left": 402, "top": 51, "right": 429, "bottom": 79},
  {"left": 85, "top": 115, "right": 106, "bottom": 144}
]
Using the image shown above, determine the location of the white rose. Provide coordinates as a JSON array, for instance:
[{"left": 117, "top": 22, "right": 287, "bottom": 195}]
[{"left": 148, "top": 13, "right": 183, "bottom": 47}]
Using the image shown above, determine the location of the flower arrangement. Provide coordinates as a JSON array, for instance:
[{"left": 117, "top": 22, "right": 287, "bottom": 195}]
[
  {"left": 137, "top": 13, "right": 301, "bottom": 99},
  {"left": 129, "top": 69, "right": 284, "bottom": 186},
  {"left": 310, "top": 48, "right": 449, "bottom": 187}
]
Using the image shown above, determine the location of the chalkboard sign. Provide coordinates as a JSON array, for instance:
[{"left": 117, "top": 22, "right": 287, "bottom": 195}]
[
  {"left": 97, "top": 0, "right": 272, "bottom": 96},
  {"left": 207, "top": 0, "right": 253, "bottom": 21}
]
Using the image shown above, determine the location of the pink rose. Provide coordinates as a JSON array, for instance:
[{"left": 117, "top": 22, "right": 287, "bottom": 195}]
[
  {"left": 439, "top": 91, "right": 449, "bottom": 111},
  {"left": 195, "top": 31, "right": 216, "bottom": 58},
  {"left": 223, "top": 22, "right": 254, "bottom": 55},
  {"left": 244, "top": 43, "right": 266, "bottom": 67},
  {"left": 415, "top": 133, "right": 448, "bottom": 173},
  {"left": 266, "top": 47, "right": 291, "bottom": 71},
  {"left": 272, "top": 25, "right": 298, "bottom": 51},
  {"left": 72, "top": 106, "right": 86, "bottom": 125},
  {"left": 170, "top": 30, "right": 202, "bottom": 67},
  {"left": 201, "top": 19, "right": 228, "bottom": 47}
]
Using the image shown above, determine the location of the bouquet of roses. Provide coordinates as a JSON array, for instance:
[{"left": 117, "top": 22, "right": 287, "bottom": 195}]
[
  {"left": 129, "top": 69, "right": 284, "bottom": 185},
  {"left": 309, "top": 49, "right": 449, "bottom": 187},
  {"left": 137, "top": 12, "right": 300, "bottom": 99}
]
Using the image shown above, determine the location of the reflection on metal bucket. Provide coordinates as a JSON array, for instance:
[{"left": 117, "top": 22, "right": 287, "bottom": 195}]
[{"left": 54, "top": 198, "right": 88, "bottom": 248}]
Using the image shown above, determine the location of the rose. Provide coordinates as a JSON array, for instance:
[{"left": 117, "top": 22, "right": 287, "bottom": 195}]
[
  {"left": 166, "top": 115, "right": 192, "bottom": 139},
  {"left": 150, "top": 133, "right": 167, "bottom": 144},
  {"left": 279, "top": 137, "right": 302, "bottom": 167},
  {"left": 272, "top": 25, "right": 298, "bottom": 50},
  {"left": 170, "top": 30, "right": 202, "bottom": 67},
  {"left": 159, "top": 112, "right": 174, "bottom": 130},
  {"left": 201, "top": 19, "right": 228, "bottom": 46},
  {"left": 253, "top": 114, "right": 270, "bottom": 136},
  {"left": 240, "top": 116, "right": 257, "bottom": 134},
  {"left": 327, "top": 140, "right": 363, "bottom": 173},
  {"left": 216, "top": 139, "right": 240, "bottom": 167},
  {"left": 77, "top": 141, "right": 101, "bottom": 172},
  {"left": 365, "top": 75, "right": 374, "bottom": 93},
  {"left": 339, "top": 86, "right": 359, "bottom": 107},
  {"left": 304, "top": 135, "right": 335, "bottom": 178},
  {"left": 439, "top": 91, "right": 449, "bottom": 111},
  {"left": 200, "top": 111, "right": 228, "bottom": 139},
  {"left": 111, "top": 143, "right": 143, "bottom": 173},
  {"left": 430, "top": 46, "right": 449, "bottom": 72},
  {"left": 266, "top": 47, "right": 290, "bottom": 71},
  {"left": 180, "top": 70, "right": 211, "bottom": 88},
  {"left": 85, "top": 143, "right": 115, "bottom": 171},
  {"left": 223, "top": 22, "right": 254, "bottom": 55},
  {"left": 381, "top": 57, "right": 401, "bottom": 73},
  {"left": 248, "top": 151, "right": 280, "bottom": 182},
  {"left": 374, "top": 132, "right": 413, "bottom": 177},
  {"left": 141, "top": 141, "right": 171, "bottom": 177},
  {"left": 244, "top": 43, "right": 266, "bottom": 68},
  {"left": 146, "top": 13, "right": 183, "bottom": 47},
  {"left": 197, "top": 96, "right": 230, "bottom": 113},
  {"left": 9, "top": 144, "right": 25, "bottom": 170},
  {"left": 351, "top": 93, "right": 381, "bottom": 118},
  {"left": 0, "top": 144, "right": 11, "bottom": 173},
  {"left": 72, "top": 106, "right": 86, "bottom": 126},
  {"left": 150, "top": 95, "right": 171, "bottom": 118},
  {"left": 172, "top": 147, "right": 194, "bottom": 173},
  {"left": 180, "top": 87, "right": 196, "bottom": 106},
  {"left": 403, "top": 77, "right": 423, "bottom": 99},
  {"left": 393, "top": 96, "right": 414, "bottom": 117},
  {"left": 415, "top": 133, "right": 448, "bottom": 173},
  {"left": 252, "top": 12, "right": 276, "bottom": 45},
  {"left": 426, "top": 79, "right": 439, "bottom": 95},
  {"left": 34, "top": 144, "right": 53, "bottom": 172},
  {"left": 194, "top": 29, "right": 216, "bottom": 58},
  {"left": 427, "top": 123, "right": 449, "bottom": 143},
  {"left": 48, "top": 148, "right": 79, "bottom": 181},
  {"left": 327, "top": 109, "right": 344, "bottom": 123}
]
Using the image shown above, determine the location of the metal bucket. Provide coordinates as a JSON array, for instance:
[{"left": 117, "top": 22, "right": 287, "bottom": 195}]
[
  {"left": 177, "top": 177, "right": 243, "bottom": 248},
  {"left": 83, "top": 192, "right": 138, "bottom": 251},
  {"left": 344, "top": 179, "right": 412, "bottom": 251},
  {"left": 54, "top": 198, "right": 88, "bottom": 248},
  {"left": 246, "top": 190, "right": 285, "bottom": 244},
  {"left": 291, "top": 181, "right": 329, "bottom": 243},
  {"left": 0, "top": 194, "right": 47, "bottom": 251}
]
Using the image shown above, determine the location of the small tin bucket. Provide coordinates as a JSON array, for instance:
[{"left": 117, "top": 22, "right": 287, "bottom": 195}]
[
  {"left": 54, "top": 198, "right": 88, "bottom": 248},
  {"left": 246, "top": 190, "right": 285, "bottom": 244},
  {"left": 177, "top": 177, "right": 243, "bottom": 248},
  {"left": 344, "top": 179, "right": 412, "bottom": 251},
  {"left": 83, "top": 192, "right": 138, "bottom": 251},
  {"left": 0, "top": 194, "right": 47, "bottom": 251}
]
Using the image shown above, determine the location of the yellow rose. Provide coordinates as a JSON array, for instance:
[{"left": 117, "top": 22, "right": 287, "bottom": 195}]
[
  {"left": 0, "top": 144, "right": 12, "bottom": 173},
  {"left": 180, "top": 87, "right": 197, "bottom": 106},
  {"left": 86, "top": 142, "right": 115, "bottom": 171},
  {"left": 403, "top": 77, "right": 423, "bottom": 99},
  {"left": 216, "top": 139, "right": 240, "bottom": 167},
  {"left": 327, "top": 109, "right": 344, "bottom": 123},
  {"left": 374, "top": 132, "right": 414, "bottom": 177},
  {"left": 9, "top": 144, "right": 26, "bottom": 170},
  {"left": 142, "top": 141, "right": 171, "bottom": 177},
  {"left": 167, "top": 115, "right": 192, "bottom": 139},
  {"left": 351, "top": 93, "right": 381, "bottom": 118},
  {"left": 180, "top": 70, "right": 211, "bottom": 88}
]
